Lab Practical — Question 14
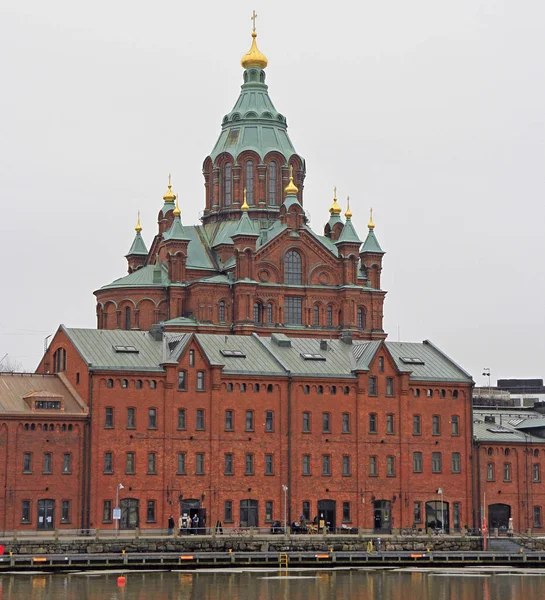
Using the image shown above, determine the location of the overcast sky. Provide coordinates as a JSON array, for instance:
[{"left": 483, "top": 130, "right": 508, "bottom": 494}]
[{"left": 1, "top": 1, "right": 544, "bottom": 385}]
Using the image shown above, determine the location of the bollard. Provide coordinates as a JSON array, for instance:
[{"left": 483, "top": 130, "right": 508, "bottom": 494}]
[
  {"left": 377, "top": 537, "right": 381, "bottom": 552},
  {"left": 358, "top": 527, "right": 363, "bottom": 539},
  {"left": 12, "top": 530, "right": 17, "bottom": 542},
  {"left": 135, "top": 527, "right": 140, "bottom": 539},
  {"left": 54, "top": 528, "right": 59, "bottom": 541},
  {"left": 95, "top": 528, "right": 100, "bottom": 540}
]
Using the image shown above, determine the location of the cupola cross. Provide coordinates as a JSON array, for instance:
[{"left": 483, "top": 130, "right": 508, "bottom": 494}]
[{"left": 251, "top": 10, "right": 257, "bottom": 32}]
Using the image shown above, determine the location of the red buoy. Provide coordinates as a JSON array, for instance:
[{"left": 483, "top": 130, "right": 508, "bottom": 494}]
[{"left": 117, "top": 576, "right": 126, "bottom": 586}]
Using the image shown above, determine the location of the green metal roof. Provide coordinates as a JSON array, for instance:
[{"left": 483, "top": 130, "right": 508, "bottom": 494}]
[
  {"left": 336, "top": 217, "right": 361, "bottom": 245},
  {"left": 126, "top": 231, "right": 148, "bottom": 256},
  {"left": 360, "top": 228, "right": 384, "bottom": 254},
  {"left": 282, "top": 193, "right": 303, "bottom": 211},
  {"left": 100, "top": 264, "right": 170, "bottom": 290},
  {"left": 233, "top": 211, "right": 259, "bottom": 237},
  {"left": 473, "top": 409, "right": 545, "bottom": 443},
  {"left": 163, "top": 215, "right": 190, "bottom": 241}
]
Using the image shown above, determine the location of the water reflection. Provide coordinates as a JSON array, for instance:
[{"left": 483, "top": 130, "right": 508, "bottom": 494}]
[{"left": 0, "top": 570, "right": 544, "bottom": 599}]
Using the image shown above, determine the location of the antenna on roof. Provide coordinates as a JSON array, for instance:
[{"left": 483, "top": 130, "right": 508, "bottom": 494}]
[{"left": 224, "top": 336, "right": 227, "bottom": 345}]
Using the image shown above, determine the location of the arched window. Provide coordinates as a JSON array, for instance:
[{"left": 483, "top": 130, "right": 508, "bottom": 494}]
[
  {"left": 219, "top": 301, "right": 226, "bottom": 322},
  {"left": 253, "top": 302, "right": 262, "bottom": 324},
  {"left": 224, "top": 163, "right": 232, "bottom": 206},
  {"left": 268, "top": 161, "right": 277, "bottom": 205},
  {"left": 125, "top": 306, "right": 131, "bottom": 330},
  {"left": 326, "top": 306, "right": 333, "bottom": 327},
  {"left": 285, "top": 250, "right": 302, "bottom": 285},
  {"left": 357, "top": 307, "right": 365, "bottom": 329},
  {"left": 313, "top": 305, "right": 320, "bottom": 326},
  {"left": 266, "top": 303, "right": 273, "bottom": 324},
  {"left": 487, "top": 447, "right": 493, "bottom": 456},
  {"left": 246, "top": 161, "right": 254, "bottom": 204}
]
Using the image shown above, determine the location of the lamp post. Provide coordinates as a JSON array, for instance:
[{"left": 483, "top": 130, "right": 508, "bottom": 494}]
[
  {"left": 437, "top": 488, "right": 444, "bottom": 533},
  {"left": 282, "top": 485, "right": 288, "bottom": 534},
  {"left": 115, "top": 483, "right": 124, "bottom": 537}
]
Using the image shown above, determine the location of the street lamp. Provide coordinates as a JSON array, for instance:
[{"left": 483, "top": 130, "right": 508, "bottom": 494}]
[
  {"left": 437, "top": 488, "right": 444, "bottom": 533},
  {"left": 281, "top": 485, "right": 288, "bottom": 534},
  {"left": 115, "top": 483, "right": 124, "bottom": 537}
]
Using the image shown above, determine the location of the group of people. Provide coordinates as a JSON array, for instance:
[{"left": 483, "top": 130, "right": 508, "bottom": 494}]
[{"left": 167, "top": 513, "right": 203, "bottom": 535}]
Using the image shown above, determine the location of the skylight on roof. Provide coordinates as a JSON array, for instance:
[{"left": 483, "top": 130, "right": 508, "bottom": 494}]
[
  {"left": 113, "top": 345, "right": 139, "bottom": 353},
  {"left": 220, "top": 350, "right": 246, "bottom": 358},
  {"left": 300, "top": 353, "right": 326, "bottom": 361},
  {"left": 487, "top": 428, "right": 514, "bottom": 434},
  {"left": 400, "top": 357, "right": 425, "bottom": 365}
]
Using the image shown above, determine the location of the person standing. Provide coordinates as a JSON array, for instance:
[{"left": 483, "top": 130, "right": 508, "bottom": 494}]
[
  {"left": 178, "top": 515, "right": 183, "bottom": 536},
  {"left": 168, "top": 515, "right": 175, "bottom": 536}
]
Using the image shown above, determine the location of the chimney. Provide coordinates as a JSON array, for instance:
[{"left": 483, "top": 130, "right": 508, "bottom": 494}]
[
  {"left": 149, "top": 323, "right": 164, "bottom": 341},
  {"left": 340, "top": 330, "right": 353, "bottom": 345},
  {"left": 320, "top": 340, "right": 328, "bottom": 351}
]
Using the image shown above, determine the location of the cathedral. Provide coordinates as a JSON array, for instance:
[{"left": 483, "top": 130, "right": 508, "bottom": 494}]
[{"left": 0, "top": 20, "right": 484, "bottom": 535}]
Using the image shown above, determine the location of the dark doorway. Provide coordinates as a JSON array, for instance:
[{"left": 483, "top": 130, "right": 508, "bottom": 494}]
[
  {"left": 488, "top": 503, "right": 511, "bottom": 533},
  {"left": 317, "top": 499, "right": 336, "bottom": 532},
  {"left": 37, "top": 499, "right": 55, "bottom": 530},
  {"left": 181, "top": 499, "right": 206, "bottom": 533},
  {"left": 426, "top": 500, "right": 450, "bottom": 533},
  {"left": 240, "top": 499, "right": 258, "bottom": 527},
  {"left": 120, "top": 498, "right": 139, "bottom": 529},
  {"left": 373, "top": 499, "right": 391, "bottom": 533}
]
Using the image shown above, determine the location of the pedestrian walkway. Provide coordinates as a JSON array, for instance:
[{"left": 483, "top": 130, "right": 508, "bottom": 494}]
[{"left": 488, "top": 537, "right": 524, "bottom": 552}]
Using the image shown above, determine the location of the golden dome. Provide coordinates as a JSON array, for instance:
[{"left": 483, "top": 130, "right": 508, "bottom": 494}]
[
  {"left": 241, "top": 31, "right": 268, "bottom": 70},
  {"left": 284, "top": 165, "right": 299, "bottom": 195},
  {"left": 135, "top": 211, "right": 142, "bottom": 233},
  {"left": 173, "top": 197, "right": 181, "bottom": 217},
  {"left": 241, "top": 188, "right": 249, "bottom": 210},
  {"left": 368, "top": 207, "right": 375, "bottom": 229},
  {"left": 163, "top": 174, "right": 176, "bottom": 203},
  {"left": 345, "top": 196, "right": 352, "bottom": 219},
  {"left": 329, "top": 187, "right": 341, "bottom": 215}
]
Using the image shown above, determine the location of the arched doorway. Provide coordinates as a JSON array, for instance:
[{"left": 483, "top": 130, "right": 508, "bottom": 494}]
[
  {"left": 317, "top": 499, "right": 336, "bottom": 532},
  {"left": 488, "top": 503, "right": 511, "bottom": 533},
  {"left": 120, "top": 498, "right": 139, "bottom": 529},
  {"left": 426, "top": 501, "right": 450, "bottom": 533},
  {"left": 373, "top": 500, "right": 391, "bottom": 533}
]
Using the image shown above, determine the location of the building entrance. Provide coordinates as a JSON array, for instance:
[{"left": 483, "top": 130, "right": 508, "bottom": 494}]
[
  {"left": 120, "top": 498, "right": 139, "bottom": 529},
  {"left": 488, "top": 503, "right": 511, "bottom": 533},
  {"left": 373, "top": 500, "right": 391, "bottom": 533},
  {"left": 317, "top": 499, "right": 336, "bottom": 532},
  {"left": 37, "top": 499, "right": 55, "bottom": 530}
]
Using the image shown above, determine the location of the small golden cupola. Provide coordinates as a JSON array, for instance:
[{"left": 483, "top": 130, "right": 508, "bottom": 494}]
[
  {"left": 241, "top": 10, "right": 268, "bottom": 70},
  {"left": 329, "top": 186, "right": 342, "bottom": 215},
  {"left": 163, "top": 174, "right": 176, "bottom": 203},
  {"left": 135, "top": 211, "right": 142, "bottom": 233},
  {"left": 284, "top": 165, "right": 299, "bottom": 196},
  {"left": 173, "top": 196, "right": 181, "bottom": 217},
  {"left": 368, "top": 207, "right": 375, "bottom": 229}
]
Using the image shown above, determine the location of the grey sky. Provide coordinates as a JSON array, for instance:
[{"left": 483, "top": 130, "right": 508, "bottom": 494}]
[{"left": 1, "top": 1, "right": 544, "bottom": 386}]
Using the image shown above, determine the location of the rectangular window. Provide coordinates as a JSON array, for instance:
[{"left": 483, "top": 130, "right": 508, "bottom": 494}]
[
  {"left": 245, "top": 454, "right": 254, "bottom": 475},
  {"left": 177, "top": 452, "right": 186, "bottom": 475},
  {"left": 414, "top": 501, "right": 422, "bottom": 523},
  {"left": 453, "top": 502, "right": 461, "bottom": 531},
  {"left": 302, "top": 501, "right": 311, "bottom": 521},
  {"left": 104, "top": 452, "right": 113, "bottom": 474},
  {"left": 487, "top": 463, "right": 495, "bottom": 481},
  {"left": 196, "top": 409, "right": 205, "bottom": 430},
  {"left": 177, "top": 408, "right": 186, "bottom": 430},
  {"left": 451, "top": 452, "right": 461, "bottom": 473},
  {"left": 105, "top": 407, "right": 114, "bottom": 428},
  {"left": 63, "top": 453, "right": 71, "bottom": 474},
  {"left": 386, "top": 414, "right": 394, "bottom": 434},
  {"left": 451, "top": 415, "right": 460, "bottom": 436},
  {"left": 265, "top": 501, "right": 273, "bottom": 522},
  {"left": 103, "top": 500, "right": 112, "bottom": 523},
  {"left": 196, "top": 371, "right": 205, "bottom": 391},
  {"left": 126, "top": 452, "right": 135, "bottom": 474},
  {"left": 342, "top": 455, "right": 351, "bottom": 476},
  {"left": 147, "top": 500, "right": 156, "bottom": 522},
  {"left": 225, "top": 409, "right": 234, "bottom": 431},
  {"left": 265, "top": 411, "right": 274, "bottom": 432},
  {"left": 61, "top": 500, "right": 70, "bottom": 523},
  {"left": 322, "top": 455, "right": 331, "bottom": 476},
  {"left": 432, "top": 415, "right": 441, "bottom": 435},
  {"left": 370, "top": 455, "right": 378, "bottom": 476},
  {"left": 413, "top": 451, "right": 423, "bottom": 473},
  {"left": 368, "top": 377, "right": 377, "bottom": 396},
  {"left": 413, "top": 415, "right": 421, "bottom": 435},
  {"left": 245, "top": 410, "right": 254, "bottom": 431},
  {"left": 224, "top": 500, "right": 233, "bottom": 523},
  {"left": 369, "top": 413, "right": 377, "bottom": 433},
  {"left": 432, "top": 452, "right": 442, "bottom": 473},
  {"left": 342, "top": 501, "right": 351, "bottom": 523},
  {"left": 23, "top": 452, "right": 32, "bottom": 473},
  {"left": 265, "top": 454, "right": 274, "bottom": 475},
  {"left": 303, "top": 454, "right": 311, "bottom": 475},
  {"left": 147, "top": 452, "right": 157, "bottom": 474},
  {"left": 378, "top": 356, "right": 384, "bottom": 373},
  {"left": 127, "top": 407, "right": 136, "bottom": 429},
  {"left": 43, "top": 453, "right": 52, "bottom": 474},
  {"left": 342, "top": 413, "right": 350, "bottom": 433},
  {"left": 302, "top": 412, "right": 311, "bottom": 433},
  {"left": 386, "top": 377, "right": 394, "bottom": 396},
  {"left": 148, "top": 408, "right": 157, "bottom": 429},
  {"left": 504, "top": 462, "right": 511, "bottom": 482},
  {"left": 196, "top": 453, "right": 205, "bottom": 475},
  {"left": 534, "top": 463, "right": 541, "bottom": 482},
  {"left": 224, "top": 453, "right": 233, "bottom": 475},
  {"left": 322, "top": 412, "right": 331, "bottom": 433},
  {"left": 534, "top": 506, "right": 542, "bottom": 528},
  {"left": 21, "top": 500, "right": 31, "bottom": 523},
  {"left": 178, "top": 371, "right": 187, "bottom": 391},
  {"left": 387, "top": 455, "right": 395, "bottom": 477},
  {"left": 189, "top": 349, "right": 195, "bottom": 367},
  {"left": 285, "top": 297, "right": 303, "bottom": 325}
]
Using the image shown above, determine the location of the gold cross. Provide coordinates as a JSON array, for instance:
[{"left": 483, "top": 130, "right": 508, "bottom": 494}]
[
  {"left": 251, "top": 10, "right": 257, "bottom": 32},
  {"left": 289, "top": 165, "right": 293, "bottom": 178},
  {"left": 168, "top": 173, "right": 171, "bottom": 186},
  {"left": 334, "top": 186, "right": 337, "bottom": 198}
]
